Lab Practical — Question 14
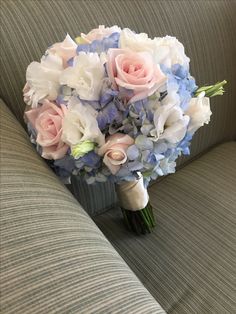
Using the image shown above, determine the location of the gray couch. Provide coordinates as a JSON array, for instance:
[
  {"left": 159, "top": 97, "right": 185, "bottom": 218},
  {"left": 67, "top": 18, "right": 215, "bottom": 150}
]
[{"left": 1, "top": 1, "right": 235, "bottom": 313}]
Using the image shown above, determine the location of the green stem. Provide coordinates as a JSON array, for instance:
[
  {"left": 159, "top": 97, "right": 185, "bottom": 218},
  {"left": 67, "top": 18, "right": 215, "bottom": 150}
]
[
  {"left": 143, "top": 206, "right": 153, "bottom": 227},
  {"left": 121, "top": 202, "right": 156, "bottom": 235},
  {"left": 148, "top": 203, "right": 156, "bottom": 227},
  {"left": 122, "top": 209, "right": 132, "bottom": 231},
  {"left": 195, "top": 80, "right": 227, "bottom": 97},
  {"left": 140, "top": 210, "right": 151, "bottom": 233}
]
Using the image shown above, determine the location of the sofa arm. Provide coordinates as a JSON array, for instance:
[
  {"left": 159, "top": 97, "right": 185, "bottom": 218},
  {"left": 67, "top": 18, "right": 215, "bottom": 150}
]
[{"left": 0, "top": 99, "right": 165, "bottom": 313}]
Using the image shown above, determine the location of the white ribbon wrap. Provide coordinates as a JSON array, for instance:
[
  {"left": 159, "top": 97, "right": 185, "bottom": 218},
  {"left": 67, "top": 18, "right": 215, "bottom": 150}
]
[{"left": 116, "top": 176, "right": 149, "bottom": 211}]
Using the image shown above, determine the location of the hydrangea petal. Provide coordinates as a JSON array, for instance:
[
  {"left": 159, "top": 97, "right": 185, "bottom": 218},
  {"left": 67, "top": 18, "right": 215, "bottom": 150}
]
[
  {"left": 127, "top": 145, "right": 139, "bottom": 160},
  {"left": 135, "top": 135, "right": 153, "bottom": 150}
]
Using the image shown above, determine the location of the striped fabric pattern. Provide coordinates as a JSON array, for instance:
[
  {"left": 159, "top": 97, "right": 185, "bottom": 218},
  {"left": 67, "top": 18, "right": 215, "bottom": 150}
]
[
  {"left": 1, "top": 0, "right": 236, "bottom": 214},
  {"left": 0, "top": 100, "right": 166, "bottom": 314},
  {"left": 94, "top": 141, "right": 236, "bottom": 313},
  {"left": 68, "top": 175, "right": 118, "bottom": 217}
]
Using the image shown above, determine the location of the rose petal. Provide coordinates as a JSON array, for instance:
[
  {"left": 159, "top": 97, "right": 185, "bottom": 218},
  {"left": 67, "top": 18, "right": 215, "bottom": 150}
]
[
  {"left": 42, "top": 142, "right": 69, "bottom": 160},
  {"left": 98, "top": 133, "right": 134, "bottom": 156},
  {"left": 103, "top": 154, "right": 121, "bottom": 174}
]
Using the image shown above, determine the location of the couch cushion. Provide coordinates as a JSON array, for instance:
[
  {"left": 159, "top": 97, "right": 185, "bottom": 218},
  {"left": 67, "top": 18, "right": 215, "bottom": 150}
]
[
  {"left": 94, "top": 142, "right": 236, "bottom": 313},
  {"left": 0, "top": 99, "right": 165, "bottom": 314},
  {"left": 1, "top": 0, "right": 236, "bottom": 214}
]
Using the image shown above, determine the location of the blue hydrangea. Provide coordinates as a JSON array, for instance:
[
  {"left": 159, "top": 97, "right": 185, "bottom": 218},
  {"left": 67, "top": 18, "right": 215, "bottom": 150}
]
[
  {"left": 161, "top": 63, "right": 197, "bottom": 110},
  {"left": 97, "top": 101, "right": 123, "bottom": 130},
  {"left": 76, "top": 151, "right": 101, "bottom": 169},
  {"left": 53, "top": 155, "right": 76, "bottom": 183},
  {"left": 77, "top": 32, "right": 120, "bottom": 54}
]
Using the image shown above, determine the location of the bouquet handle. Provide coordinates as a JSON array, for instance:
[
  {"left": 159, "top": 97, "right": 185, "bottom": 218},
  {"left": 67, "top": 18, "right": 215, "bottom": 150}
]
[{"left": 116, "top": 176, "right": 155, "bottom": 235}]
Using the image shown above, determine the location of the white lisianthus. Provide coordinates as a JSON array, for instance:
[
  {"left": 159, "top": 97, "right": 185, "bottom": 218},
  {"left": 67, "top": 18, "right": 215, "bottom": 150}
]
[
  {"left": 119, "top": 30, "right": 190, "bottom": 69},
  {"left": 162, "top": 82, "right": 180, "bottom": 108},
  {"left": 24, "top": 54, "right": 63, "bottom": 107},
  {"left": 153, "top": 36, "right": 190, "bottom": 68},
  {"left": 60, "top": 52, "right": 105, "bottom": 101},
  {"left": 185, "top": 92, "right": 211, "bottom": 135},
  {"left": 119, "top": 28, "right": 155, "bottom": 53},
  {"left": 61, "top": 97, "right": 105, "bottom": 148},
  {"left": 151, "top": 104, "right": 189, "bottom": 143}
]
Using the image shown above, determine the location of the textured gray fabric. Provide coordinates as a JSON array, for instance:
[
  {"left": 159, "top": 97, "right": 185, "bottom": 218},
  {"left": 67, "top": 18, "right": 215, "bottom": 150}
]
[
  {"left": 1, "top": 0, "right": 236, "bottom": 213},
  {"left": 0, "top": 99, "right": 166, "bottom": 314},
  {"left": 94, "top": 141, "right": 236, "bottom": 314},
  {"left": 69, "top": 176, "right": 118, "bottom": 216}
]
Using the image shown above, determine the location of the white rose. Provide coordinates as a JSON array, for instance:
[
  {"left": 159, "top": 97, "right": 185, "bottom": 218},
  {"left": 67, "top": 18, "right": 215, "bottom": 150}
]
[
  {"left": 185, "top": 92, "right": 211, "bottom": 134},
  {"left": 60, "top": 52, "right": 105, "bottom": 101},
  {"left": 61, "top": 97, "right": 105, "bottom": 147},
  {"left": 151, "top": 104, "right": 189, "bottom": 143},
  {"left": 24, "top": 53, "right": 63, "bottom": 107},
  {"left": 119, "top": 28, "right": 155, "bottom": 53},
  {"left": 81, "top": 25, "right": 121, "bottom": 43},
  {"left": 153, "top": 36, "right": 190, "bottom": 68}
]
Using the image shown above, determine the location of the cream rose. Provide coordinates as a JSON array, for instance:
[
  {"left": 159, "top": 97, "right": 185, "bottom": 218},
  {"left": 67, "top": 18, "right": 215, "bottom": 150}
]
[
  {"left": 107, "top": 48, "right": 166, "bottom": 103},
  {"left": 98, "top": 133, "right": 134, "bottom": 174},
  {"left": 61, "top": 97, "right": 105, "bottom": 148},
  {"left": 48, "top": 34, "right": 77, "bottom": 68},
  {"left": 60, "top": 52, "right": 105, "bottom": 101},
  {"left": 81, "top": 25, "right": 121, "bottom": 43},
  {"left": 185, "top": 92, "right": 211, "bottom": 134}
]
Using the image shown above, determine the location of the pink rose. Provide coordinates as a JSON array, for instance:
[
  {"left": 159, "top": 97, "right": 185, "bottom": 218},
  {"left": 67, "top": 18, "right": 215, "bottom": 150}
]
[
  {"left": 23, "top": 82, "right": 31, "bottom": 104},
  {"left": 81, "top": 25, "right": 121, "bottom": 43},
  {"left": 98, "top": 133, "right": 134, "bottom": 174},
  {"left": 48, "top": 34, "right": 77, "bottom": 68},
  {"left": 25, "top": 100, "right": 69, "bottom": 160},
  {"left": 107, "top": 49, "right": 166, "bottom": 103}
]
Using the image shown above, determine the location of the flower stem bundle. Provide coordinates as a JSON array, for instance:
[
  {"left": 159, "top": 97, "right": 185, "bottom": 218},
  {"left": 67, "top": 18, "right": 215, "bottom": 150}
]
[
  {"left": 122, "top": 202, "right": 155, "bottom": 235},
  {"left": 195, "top": 80, "right": 227, "bottom": 97},
  {"left": 116, "top": 175, "right": 155, "bottom": 235}
]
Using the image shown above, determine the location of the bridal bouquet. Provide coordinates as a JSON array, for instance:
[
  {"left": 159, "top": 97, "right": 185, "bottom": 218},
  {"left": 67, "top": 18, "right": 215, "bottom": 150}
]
[{"left": 23, "top": 25, "right": 226, "bottom": 234}]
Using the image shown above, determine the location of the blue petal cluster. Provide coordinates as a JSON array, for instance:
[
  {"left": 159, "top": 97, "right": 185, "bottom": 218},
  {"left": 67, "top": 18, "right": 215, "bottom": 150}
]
[
  {"left": 161, "top": 63, "right": 198, "bottom": 110},
  {"left": 77, "top": 32, "right": 120, "bottom": 54}
]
